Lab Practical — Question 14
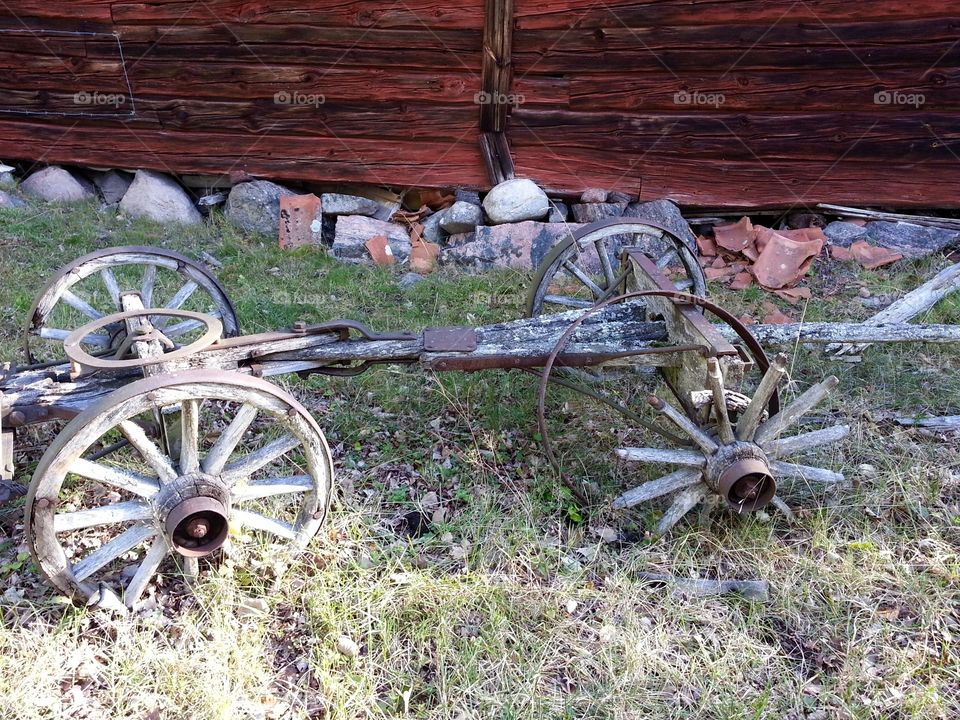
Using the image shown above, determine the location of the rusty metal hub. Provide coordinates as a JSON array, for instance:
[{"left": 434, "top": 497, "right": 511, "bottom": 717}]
[
  {"left": 156, "top": 472, "right": 230, "bottom": 557},
  {"left": 704, "top": 441, "right": 776, "bottom": 512}
]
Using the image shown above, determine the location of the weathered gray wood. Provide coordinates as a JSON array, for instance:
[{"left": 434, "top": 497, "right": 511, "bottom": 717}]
[
  {"left": 61, "top": 289, "right": 103, "bottom": 320},
  {"left": 736, "top": 354, "right": 787, "bottom": 441},
  {"left": 829, "top": 260, "right": 960, "bottom": 355},
  {"left": 53, "top": 500, "right": 152, "bottom": 533},
  {"left": 179, "top": 399, "right": 200, "bottom": 474},
  {"left": 656, "top": 482, "right": 710, "bottom": 535},
  {"left": 770, "top": 460, "right": 844, "bottom": 484},
  {"left": 223, "top": 435, "right": 299, "bottom": 483},
  {"left": 125, "top": 537, "right": 170, "bottom": 608},
  {"left": 612, "top": 468, "right": 702, "bottom": 509},
  {"left": 722, "top": 322, "right": 960, "bottom": 346},
  {"left": 118, "top": 419, "right": 178, "bottom": 483},
  {"left": 893, "top": 414, "right": 960, "bottom": 430},
  {"left": 234, "top": 474, "right": 314, "bottom": 501},
  {"left": 635, "top": 571, "right": 770, "bottom": 601},
  {"left": 706, "top": 358, "right": 735, "bottom": 444},
  {"left": 232, "top": 508, "right": 296, "bottom": 540},
  {"left": 762, "top": 424, "right": 850, "bottom": 458},
  {"left": 615, "top": 447, "right": 705, "bottom": 467},
  {"left": 202, "top": 403, "right": 258, "bottom": 475},
  {"left": 754, "top": 376, "right": 839, "bottom": 445},
  {"left": 818, "top": 204, "right": 960, "bottom": 231},
  {"left": 73, "top": 524, "right": 157, "bottom": 583},
  {"left": 69, "top": 457, "right": 159, "bottom": 498},
  {"left": 648, "top": 395, "right": 718, "bottom": 454},
  {"left": 100, "top": 268, "right": 122, "bottom": 309},
  {"left": 770, "top": 495, "right": 796, "bottom": 522}
]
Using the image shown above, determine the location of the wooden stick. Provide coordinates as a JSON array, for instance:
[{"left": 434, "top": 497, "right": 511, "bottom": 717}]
[
  {"left": 615, "top": 447, "right": 705, "bottom": 467},
  {"left": 818, "top": 204, "right": 960, "bottom": 231},
  {"left": 754, "top": 376, "right": 839, "bottom": 445},
  {"left": 829, "top": 260, "right": 960, "bottom": 356},
  {"left": 706, "top": 358, "right": 735, "bottom": 444},
  {"left": 736, "top": 353, "right": 787, "bottom": 441},
  {"left": 893, "top": 415, "right": 960, "bottom": 430},
  {"left": 721, "top": 322, "right": 960, "bottom": 347},
  {"left": 612, "top": 468, "right": 701, "bottom": 509}
]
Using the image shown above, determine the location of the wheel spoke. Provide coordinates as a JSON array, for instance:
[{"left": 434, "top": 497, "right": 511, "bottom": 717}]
[
  {"left": 561, "top": 260, "right": 604, "bottom": 298},
  {"left": 647, "top": 395, "right": 718, "bottom": 454},
  {"left": 124, "top": 537, "right": 169, "bottom": 608},
  {"left": 655, "top": 482, "right": 709, "bottom": 536},
  {"left": 770, "top": 460, "right": 844, "bottom": 484},
  {"left": 615, "top": 447, "right": 705, "bottom": 467},
  {"left": 202, "top": 404, "right": 259, "bottom": 475},
  {"left": 234, "top": 475, "right": 313, "bottom": 502},
  {"left": 179, "top": 556, "right": 200, "bottom": 582},
  {"left": 69, "top": 457, "right": 160, "bottom": 497},
  {"left": 54, "top": 500, "right": 152, "bottom": 533},
  {"left": 73, "top": 524, "right": 157, "bottom": 583},
  {"left": 38, "top": 328, "right": 110, "bottom": 347},
  {"left": 179, "top": 400, "right": 200, "bottom": 474},
  {"left": 100, "top": 268, "right": 122, "bottom": 309},
  {"left": 706, "top": 358, "right": 735, "bottom": 444},
  {"left": 736, "top": 354, "right": 787, "bottom": 441},
  {"left": 118, "top": 420, "right": 178, "bottom": 483},
  {"left": 61, "top": 289, "right": 103, "bottom": 320},
  {"left": 754, "top": 376, "right": 840, "bottom": 445},
  {"left": 164, "top": 314, "right": 219, "bottom": 340},
  {"left": 141, "top": 264, "right": 157, "bottom": 308},
  {"left": 613, "top": 468, "right": 702, "bottom": 510},
  {"left": 770, "top": 495, "right": 796, "bottom": 522},
  {"left": 223, "top": 434, "right": 299, "bottom": 484},
  {"left": 232, "top": 509, "right": 296, "bottom": 540},
  {"left": 594, "top": 239, "right": 616, "bottom": 288},
  {"left": 761, "top": 425, "right": 850, "bottom": 459},
  {"left": 165, "top": 280, "right": 199, "bottom": 311}
]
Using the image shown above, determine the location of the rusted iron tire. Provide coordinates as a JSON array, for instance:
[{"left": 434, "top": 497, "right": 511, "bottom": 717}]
[
  {"left": 25, "top": 370, "right": 333, "bottom": 608},
  {"left": 525, "top": 218, "right": 706, "bottom": 318}
]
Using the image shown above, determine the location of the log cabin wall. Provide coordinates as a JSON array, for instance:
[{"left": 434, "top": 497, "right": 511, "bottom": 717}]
[{"left": 1, "top": 1, "right": 959, "bottom": 209}]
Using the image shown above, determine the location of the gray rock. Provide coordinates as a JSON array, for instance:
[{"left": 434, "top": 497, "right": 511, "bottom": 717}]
[
  {"left": 421, "top": 210, "right": 447, "bottom": 244},
  {"left": 91, "top": 170, "right": 133, "bottom": 204},
  {"left": 398, "top": 272, "right": 426, "bottom": 289},
  {"left": 608, "top": 191, "right": 634, "bottom": 204},
  {"left": 454, "top": 189, "right": 481, "bottom": 206},
  {"left": 571, "top": 202, "right": 624, "bottom": 223},
  {"left": 547, "top": 200, "right": 569, "bottom": 223},
  {"left": 333, "top": 215, "right": 411, "bottom": 264},
  {"left": 320, "top": 193, "right": 381, "bottom": 217},
  {"left": 0, "top": 189, "right": 26, "bottom": 209},
  {"left": 439, "top": 201, "right": 483, "bottom": 234},
  {"left": 823, "top": 221, "right": 868, "bottom": 247},
  {"left": 865, "top": 221, "right": 960, "bottom": 259},
  {"left": 445, "top": 231, "right": 476, "bottom": 246},
  {"left": 21, "top": 166, "right": 95, "bottom": 203},
  {"left": 482, "top": 178, "right": 550, "bottom": 224},
  {"left": 119, "top": 170, "right": 202, "bottom": 225},
  {"left": 226, "top": 180, "right": 295, "bottom": 235},
  {"left": 0, "top": 164, "right": 14, "bottom": 188},
  {"left": 624, "top": 199, "right": 698, "bottom": 252},
  {"left": 580, "top": 188, "right": 609, "bottom": 203},
  {"left": 441, "top": 222, "right": 581, "bottom": 270}
]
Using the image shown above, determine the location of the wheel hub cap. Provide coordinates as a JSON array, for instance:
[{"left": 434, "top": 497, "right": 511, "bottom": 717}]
[{"left": 156, "top": 472, "right": 230, "bottom": 557}]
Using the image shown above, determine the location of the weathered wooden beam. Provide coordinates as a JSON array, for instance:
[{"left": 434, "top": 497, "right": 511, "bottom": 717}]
[
  {"left": 720, "top": 322, "right": 960, "bottom": 347},
  {"left": 480, "top": 0, "right": 514, "bottom": 133}
]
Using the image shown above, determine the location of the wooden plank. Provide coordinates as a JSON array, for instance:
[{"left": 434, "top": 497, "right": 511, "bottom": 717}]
[
  {"left": 480, "top": 0, "right": 514, "bottom": 132},
  {"left": 0, "top": 118, "right": 488, "bottom": 187},
  {"left": 111, "top": 0, "right": 486, "bottom": 29},
  {"left": 514, "top": 0, "right": 955, "bottom": 29},
  {"left": 565, "top": 68, "right": 960, "bottom": 113},
  {"left": 510, "top": 111, "right": 960, "bottom": 164}
]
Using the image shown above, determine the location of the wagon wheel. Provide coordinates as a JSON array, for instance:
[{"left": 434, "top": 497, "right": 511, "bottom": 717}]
[
  {"left": 526, "top": 218, "right": 706, "bottom": 317},
  {"left": 537, "top": 292, "right": 849, "bottom": 533},
  {"left": 23, "top": 246, "right": 239, "bottom": 365},
  {"left": 25, "top": 370, "right": 333, "bottom": 608}
]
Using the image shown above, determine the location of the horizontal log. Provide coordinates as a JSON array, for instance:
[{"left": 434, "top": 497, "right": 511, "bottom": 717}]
[
  {"left": 111, "top": 0, "right": 486, "bottom": 29},
  {"left": 720, "top": 323, "right": 960, "bottom": 347},
  {"left": 511, "top": 111, "right": 960, "bottom": 164},
  {"left": 0, "top": 119, "right": 489, "bottom": 188},
  {"left": 514, "top": 0, "right": 955, "bottom": 29},
  {"left": 565, "top": 68, "right": 960, "bottom": 113}
]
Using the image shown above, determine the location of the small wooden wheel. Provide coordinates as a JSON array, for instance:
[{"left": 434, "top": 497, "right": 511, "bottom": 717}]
[
  {"left": 64, "top": 309, "right": 223, "bottom": 373},
  {"left": 23, "top": 246, "right": 239, "bottom": 364},
  {"left": 526, "top": 218, "right": 706, "bottom": 317},
  {"left": 25, "top": 370, "right": 334, "bottom": 608}
]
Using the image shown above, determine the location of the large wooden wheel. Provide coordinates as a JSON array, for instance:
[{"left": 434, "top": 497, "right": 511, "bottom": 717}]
[
  {"left": 23, "top": 246, "right": 239, "bottom": 364},
  {"left": 25, "top": 371, "right": 333, "bottom": 608},
  {"left": 526, "top": 218, "right": 706, "bottom": 318}
]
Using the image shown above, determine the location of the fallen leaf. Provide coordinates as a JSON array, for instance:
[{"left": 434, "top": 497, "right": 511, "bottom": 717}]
[{"left": 336, "top": 635, "right": 360, "bottom": 658}]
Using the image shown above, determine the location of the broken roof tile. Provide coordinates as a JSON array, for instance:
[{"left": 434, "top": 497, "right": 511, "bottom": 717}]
[
  {"left": 729, "top": 271, "right": 753, "bottom": 290},
  {"left": 850, "top": 240, "right": 902, "bottom": 269},
  {"left": 713, "top": 216, "right": 754, "bottom": 252},
  {"left": 750, "top": 229, "right": 823, "bottom": 289}
]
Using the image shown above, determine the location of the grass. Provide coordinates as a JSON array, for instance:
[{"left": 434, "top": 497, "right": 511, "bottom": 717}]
[{"left": 0, "top": 199, "right": 958, "bottom": 719}]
